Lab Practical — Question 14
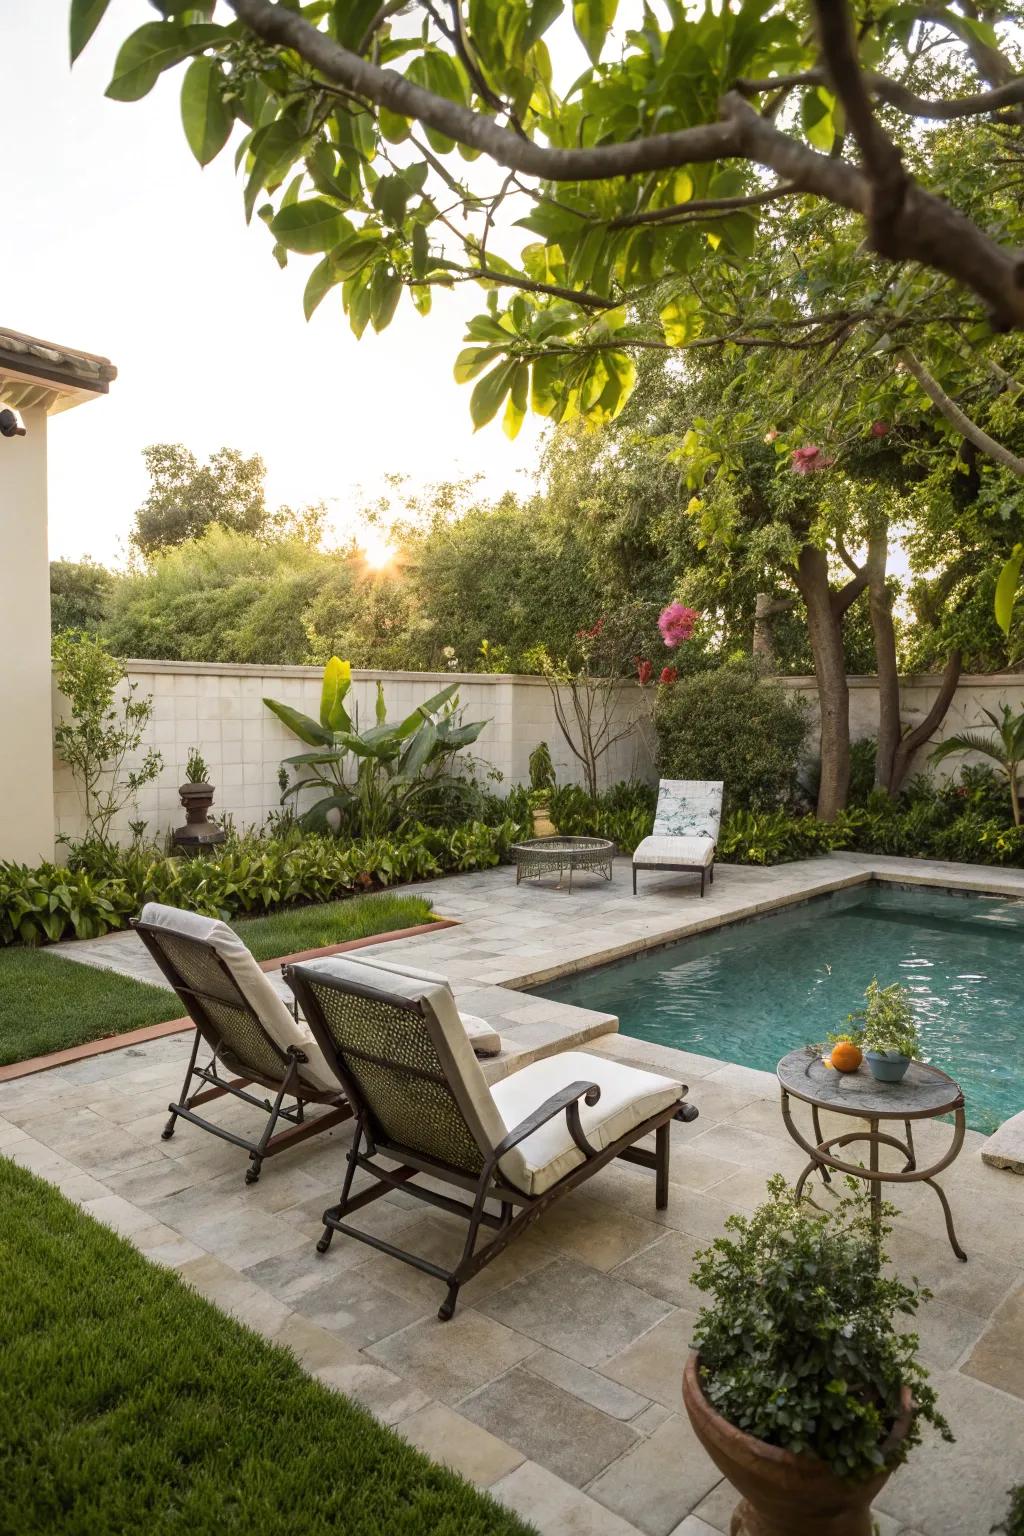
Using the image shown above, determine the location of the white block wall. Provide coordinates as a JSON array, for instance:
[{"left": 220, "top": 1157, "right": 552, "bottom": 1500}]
[
  {"left": 51, "top": 662, "right": 651, "bottom": 847},
  {"left": 48, "top": 662, "right": 1024, "bottom": 849}
]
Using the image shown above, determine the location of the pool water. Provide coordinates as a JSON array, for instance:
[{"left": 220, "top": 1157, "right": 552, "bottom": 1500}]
[{"left": 533, "top": 885, "right": 1024, "bottom": 1134}]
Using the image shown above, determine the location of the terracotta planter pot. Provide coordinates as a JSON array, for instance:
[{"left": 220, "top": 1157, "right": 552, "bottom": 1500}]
[
  {"left": 682, "top": 1353, "right": 912, "bottom": 1536},
  {"left": 531, "top": 806, "right": 556, "bottom": 838}
]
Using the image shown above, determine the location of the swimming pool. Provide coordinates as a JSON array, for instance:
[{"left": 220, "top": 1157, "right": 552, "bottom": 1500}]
[{"left": 532, "top": 884, "right": 1024, "bottom": 1134}]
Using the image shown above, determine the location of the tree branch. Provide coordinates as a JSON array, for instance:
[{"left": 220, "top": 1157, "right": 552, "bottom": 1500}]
[
  {"left": 226, "top": 0, "right": 1024, "bottom": 331},
  {"left": 736, "top": 66, "right": 1024, "bottom": 121},
  {"left": 831, "top": 566, "right": 869, "bottom": 617},
  {"left": 608, "top": 183, "right": 798, "bottom": 230},
  {"left": 891, "top": 649, "right": 964, "bottom": 789},
  {"left": 447, "top": 262, "right": 617, "bottom": 310},
  {"left": 811, "top": 0, "right": 908, "bottom": 256},
  {"left": 899, "top": 348, "right": 1024, "bottom": 475}
]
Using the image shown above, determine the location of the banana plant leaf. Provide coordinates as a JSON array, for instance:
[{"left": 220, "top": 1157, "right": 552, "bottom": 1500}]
[
  {"left": 375, "top": 680, "right": 387, "bottom": 724},
  {"left": 400, "top": 721, "right": 439, "bottom": 777},
  {"left": 393, "top": 684, "right": 460, "bottom": 740},
  {"left": 299, "top": 793, "right": 353, "bottom": 832},
  {"left": 320, "top": 657, "right": 352, "bottom": 733},
  {"left": 264, "top": 697, "right": 334, "bottom": 747},
  {"left": 282, "top": 750, "right": 347, "bottom": 767},
  {"left": 436, "top": 718, "right": 489, "bottom": 750}
]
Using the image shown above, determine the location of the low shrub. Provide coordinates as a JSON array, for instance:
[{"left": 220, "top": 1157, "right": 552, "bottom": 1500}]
[
  {"left": 654, "top": 662, "right": 809, "bottom": 815},
  {"left": 0, "top": 821, "right": 522, "bottom": 948}
]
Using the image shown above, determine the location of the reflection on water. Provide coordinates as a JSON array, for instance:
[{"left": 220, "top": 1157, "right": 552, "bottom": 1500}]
[{"left": 534, "top": 886, "right": 1024, "bottom": 1134}]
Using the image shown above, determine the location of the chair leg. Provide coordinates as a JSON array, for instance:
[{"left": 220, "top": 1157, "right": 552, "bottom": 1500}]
[
  {"left": 245, "top": 1058, "right": 299, "bottom": 1185},
  {"left": 700, "top": 869, "right": 706, "bottom": 897},
  {"left": 161, "top": 1029, "right": 202, "bottom": 1140},
  {"left": 632, "top": 864, "right": 638, "bottom": 895},
  {"left": 655, "top": 1122, "right": 670, "bottom": 1210},
  {"left": 709, "top": 863, "right": 714, "bottom": 885},
  {"left": 318, "top": 1117, "right": 365, "bottom": 1252}
]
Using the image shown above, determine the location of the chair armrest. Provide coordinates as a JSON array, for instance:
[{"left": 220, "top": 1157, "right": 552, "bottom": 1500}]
[{"left": 492, "top": 1080, "right": 602, "bottom": 1161}]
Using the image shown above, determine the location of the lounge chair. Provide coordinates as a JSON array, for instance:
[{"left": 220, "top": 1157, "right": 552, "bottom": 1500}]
[
  {"left": 133, "top": 904, "right": 352, "bottom": 1184},
  {"left": 341, "top": 952, "right": 502, "bottom": 1056},
  {"left": 632, "top": 778, "right": 723, "bottom": 896},
  {"left": 285, "top": 955, "right": 699, "bottom": 1320}
]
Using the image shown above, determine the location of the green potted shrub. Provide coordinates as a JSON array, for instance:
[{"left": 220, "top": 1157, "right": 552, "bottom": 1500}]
[
  {"left": 172, "top": 747, "right": 226, "bottom": 854},
  {"left": 847, "top": 978, "right": 921, "bottom": 1083},
  {"left": 683, "top": 1176, "right": 951, "bottom": 1536},
  {"left": 528, "top": 741, "right": 557, "bottom": 837}
]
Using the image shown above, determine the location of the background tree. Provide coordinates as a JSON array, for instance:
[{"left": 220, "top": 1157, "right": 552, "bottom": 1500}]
[{"left": 49, "top": 558, "right": 114, "bottom": 634}]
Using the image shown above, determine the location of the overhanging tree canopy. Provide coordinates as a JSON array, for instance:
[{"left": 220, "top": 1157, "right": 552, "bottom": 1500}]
[{"left": 74, "top": 0, "right": 1024, "bottom": 622}]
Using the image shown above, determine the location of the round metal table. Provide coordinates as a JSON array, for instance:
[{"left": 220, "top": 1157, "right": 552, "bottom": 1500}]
[
  {"left": 511, "top": 835, "right": 615, "bottom": 892},
  {"left": 776, "top": 1047, "right": 967, "bottom": 1261}
]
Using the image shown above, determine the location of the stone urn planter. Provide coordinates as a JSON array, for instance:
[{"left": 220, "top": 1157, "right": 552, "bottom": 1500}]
[
  {"left": 172, "top": 781, "right": 227, "bottom": 855},
  {"left": 682, "top": 1353, "right": 912, "bottom": 1536},
  {"left": 530, "top": 797, "right": 557, "bottom": 838}
]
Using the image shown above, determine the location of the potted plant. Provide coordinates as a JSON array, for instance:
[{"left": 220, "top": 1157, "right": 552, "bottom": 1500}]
[
  {"left": 847, "top": 979, "right": 921, "bottom": 1083},
  {"left": 683, "top": 1176, "right": 952, "bottom": 1536},
  {"left": 172, "top": 746, "right": 226, "bottom": 854},
  {"left": 528, "top": 741, "right": 557, "bottom": 837}
]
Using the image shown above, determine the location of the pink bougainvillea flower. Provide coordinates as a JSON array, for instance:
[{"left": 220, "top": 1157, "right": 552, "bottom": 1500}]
[
  {"left": 869, "top": 420, "right": 890, "bottom": 438},
  {"left": 658, "top": 602, "right": 698, "bottom": 647},
  {"left": 577, "top": 617, "right": 606, "bottom": 640},
  {"left": 659, "top": 666, "right": 679, "bottom": 685},
  {"left": 636, "top": 659, "right": 654, "bottom": 685},
  {"left": 790, "top": 444, "right": 835, "bottom": 475}
]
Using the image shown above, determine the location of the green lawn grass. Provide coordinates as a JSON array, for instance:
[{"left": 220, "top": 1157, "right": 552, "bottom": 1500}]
[
  {"left": 234, "top": 891, "right": 436, "bottom": 961},
  {"left": 0, "top": 948, "right": 184, "bottom": 1067},
  {"left": 0, "top": 893, "right": 438, "bottom": 1067},
  {"left": 0, "top": 1160, "right": 534, "bottom": 1536}
]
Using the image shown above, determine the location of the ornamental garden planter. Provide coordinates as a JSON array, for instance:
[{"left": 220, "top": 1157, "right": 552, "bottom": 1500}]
[
  {"left": 682, "top": 1353, "right": 912, "bottom": 1536},
  {"left": 865, "top": 1049, "right": 912, "bottom": 1083},
  {"left": 172, "top": 782, "right": 227, "bottom": 855}
]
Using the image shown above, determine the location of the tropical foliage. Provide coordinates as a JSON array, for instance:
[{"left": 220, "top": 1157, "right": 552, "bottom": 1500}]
[
  {"left": 691, "top": 1176, "right": 951, "bottom": 1481},
  {"left": 930, "top": 703, "right": 1024, "bottom": 825},
  {"left": 265, "top": 657, "right": 489, "bottom": 836}
]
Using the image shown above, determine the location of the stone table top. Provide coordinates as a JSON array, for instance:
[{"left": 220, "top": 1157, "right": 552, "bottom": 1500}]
[{"left": 777, "top": 1047, "right": 964, "bottom": 1120}]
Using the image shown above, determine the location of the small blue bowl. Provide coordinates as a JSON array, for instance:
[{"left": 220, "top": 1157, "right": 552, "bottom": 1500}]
[{"left": 866, "top": 1050, "right": 911, "bottom": 1084}]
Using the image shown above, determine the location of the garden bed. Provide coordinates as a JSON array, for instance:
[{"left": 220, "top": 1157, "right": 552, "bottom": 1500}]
[{"left": 0, "top": 1161, "right": 534, "bottom": 1536}]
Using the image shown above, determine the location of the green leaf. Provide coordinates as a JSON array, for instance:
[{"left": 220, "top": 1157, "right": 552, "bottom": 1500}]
[
  {"left": 303, "top": 256, "right": 339, "bottom": 321},
  {"left": 370, "top": 264, "right": 402, "bottom": 332},
  {"left": 453, "top": 346, "right": 503, "bottom": 383},
  {"left": 106, "top": 21, "right": 224, "bottom": 103},
  {"left": 995, "top": 545, "right": 1023, "bottom": 636},
  {"left": 573, "top": 0, "right": 617, "bottom": 64},
  {"left": 470, "top": 360, "right": 517, "bottom": 430},
  {"left": 503, "top": 362, "right": 529, "bottom": 440},
  {"left": 375, "top": 681, "right": 387, "bottom": 725},
  {"left": 245, "top": 116, "right": 306, "bottom": 222},
  {"left": 659, "top": 293, "right": 703, "bottom": 346},
  {"left": 263, "top": 697, "right": 334, "bottom": 747},
  {"left": 372, "top": 174, "right": 412, "bottom": 228},
  {"left": 320, "top": 656, "right": 353, "bottom": 732},
  {"left": 180, "top": 56, "right": 232, "bottom": 166},
  {"left": 271, "top": 199, "right": 351, "bottom": 255},
  {"left": 801, "top": 87, "right": 835, "bottom": 152},
  {"left": 70, "top": 0, "right": 112, "bottom": 62}
]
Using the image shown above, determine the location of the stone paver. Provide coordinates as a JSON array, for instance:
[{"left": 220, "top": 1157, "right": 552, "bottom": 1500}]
[{"left": 7, "top": 857, "right": 1024, "bottom": 1534}]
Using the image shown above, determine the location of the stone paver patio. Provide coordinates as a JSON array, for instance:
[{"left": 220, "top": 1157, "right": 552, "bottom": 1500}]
[{"left": 7, "top": 853, "right": 1024, "bottom": 1535}]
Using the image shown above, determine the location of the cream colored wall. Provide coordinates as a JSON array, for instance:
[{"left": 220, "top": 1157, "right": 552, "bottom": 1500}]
[
  {"left": 0, "top": 405, "right": 55, "bottom": 863},
  {"left": 52, "top": 662, "right": 650, "bottom": 845},
  {"left": 49, "top": 660, "right": 1024, "bottom": 848}
]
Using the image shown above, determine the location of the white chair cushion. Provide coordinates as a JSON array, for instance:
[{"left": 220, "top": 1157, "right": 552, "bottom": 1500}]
[
  {"left": 633, "top": 835, "right": 715, "bottom": 868},
  {"left": 344, "top": 952, "right": 502, "bottom": 1055},
  {"left": 653, "top": 779, "right": 723, "bottom": 840},
  {"left": 139, "top": 903, "right": 338, "bottom": 1093},
  {"left": 293, "top": 955, "right": 509, "bottom": 1158},
  {"left": 490, "top": 1050, "right": 684, "bottom": 1196}
]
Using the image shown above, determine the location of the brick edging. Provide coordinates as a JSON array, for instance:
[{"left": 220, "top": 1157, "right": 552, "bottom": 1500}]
[{"left": 0, "top": 919, "right": 458, "bottom": 1084}]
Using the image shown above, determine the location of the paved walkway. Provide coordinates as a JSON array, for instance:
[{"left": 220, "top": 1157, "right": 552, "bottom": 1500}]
[{"left": 8, "top": 855, "right": 1024, "bottom": 1535}]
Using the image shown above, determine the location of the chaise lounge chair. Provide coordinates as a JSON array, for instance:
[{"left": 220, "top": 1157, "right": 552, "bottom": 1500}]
[
  {"left": 632, "top": 778, "right": 723, "bottom": 896},
  {"left": 341, "top": 952, "right": 503, "bottom": 1057},
  {"left": 285, "top": 954, "right": 700, "bottom": 1320},
  {"left": 133, "top": 904, "right": 352, "bottom": 1184}
]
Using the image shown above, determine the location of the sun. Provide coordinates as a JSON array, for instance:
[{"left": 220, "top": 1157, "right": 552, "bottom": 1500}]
[{"left": 361, "top": 529, "right": 397, "bottom": 570}]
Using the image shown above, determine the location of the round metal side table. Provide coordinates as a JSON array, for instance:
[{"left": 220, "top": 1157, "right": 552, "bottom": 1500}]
[
  {"left": 511, "top": 835, "right": 615, "bottom": 892},
  {"left": 776, "top": 1047, "right": 967, "bottom": 1261}
]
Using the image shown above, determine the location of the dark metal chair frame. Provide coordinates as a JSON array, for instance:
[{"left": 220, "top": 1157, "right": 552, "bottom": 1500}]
[
  {"left": 286, "top": 962, "right": 699, "bottom": 1320},
  {"left": 133, "top": 918, "right": 351, "bottom": 1184},
  {"left": 632, "top": 851, "right": 716, "bottom": 897}
]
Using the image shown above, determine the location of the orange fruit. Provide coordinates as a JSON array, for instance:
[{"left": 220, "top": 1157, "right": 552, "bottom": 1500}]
[{"left": 830, "top": 1040, "right": 863, "bottom": 1073}]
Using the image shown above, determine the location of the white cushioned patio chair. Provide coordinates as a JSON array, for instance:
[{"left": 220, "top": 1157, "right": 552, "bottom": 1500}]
[
  {"left": 285, "top": 955, "right": 700, "bottom": 1321},
  {"left": 342, "top": 952, "right": 502, "bottom": 1056},
  {"left": 133, "top": 903, "right": 352, "bottom": 1184},
  {"left": 632, "top": 779, "right": 723, "bottom": 896}
]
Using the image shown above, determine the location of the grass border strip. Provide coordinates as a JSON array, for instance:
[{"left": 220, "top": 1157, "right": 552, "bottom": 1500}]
[{"left": 0, "top": 918, "right": 458, "bottom": 1084}]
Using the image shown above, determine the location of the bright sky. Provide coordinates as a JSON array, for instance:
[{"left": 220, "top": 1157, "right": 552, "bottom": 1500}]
[{"left": 1, "top": 1, "right": 550, "bottom": 566}]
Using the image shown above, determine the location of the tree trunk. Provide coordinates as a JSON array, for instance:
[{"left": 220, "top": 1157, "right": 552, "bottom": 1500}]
[
  {"left": 795, "top": 546, "right": 851, "bottom": 821},
  {"left": 866, "top": 528, "right": 901, "bottom": 793},
  {"left": 890, "top": 650, "right": 963, "bottom": 795}
]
